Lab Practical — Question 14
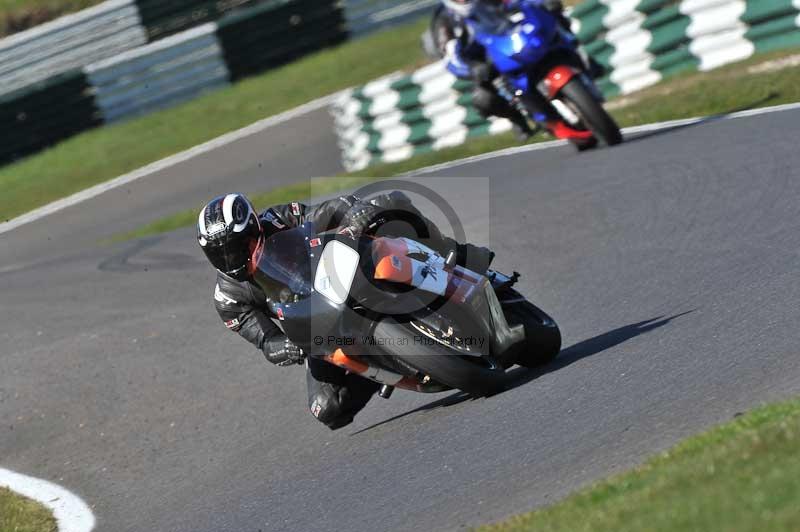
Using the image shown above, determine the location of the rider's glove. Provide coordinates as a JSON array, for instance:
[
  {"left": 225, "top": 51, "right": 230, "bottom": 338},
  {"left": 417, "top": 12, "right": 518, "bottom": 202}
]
[
  {"left": 337, "top": 225, "right": 361, "bottom": 240},
  {"left": 344, "top": 204, "right": 378, "bottom": 233},
  {"left": 339, "top": 202, "right": 381, "bottom": 239},
  {"left": 269, "top": 338, "right": 306, "bottom": 367}
]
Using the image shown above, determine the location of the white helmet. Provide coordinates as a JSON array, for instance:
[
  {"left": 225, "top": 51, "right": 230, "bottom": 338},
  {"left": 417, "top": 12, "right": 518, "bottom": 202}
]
[{"left": 442, "top": 0, "right": 474, "bottom": 17}]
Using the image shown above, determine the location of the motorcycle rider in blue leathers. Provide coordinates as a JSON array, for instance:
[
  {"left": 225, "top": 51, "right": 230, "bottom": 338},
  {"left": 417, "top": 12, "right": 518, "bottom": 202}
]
[{"left": 440, "top": 0, "right": 596, "bottom": 138}]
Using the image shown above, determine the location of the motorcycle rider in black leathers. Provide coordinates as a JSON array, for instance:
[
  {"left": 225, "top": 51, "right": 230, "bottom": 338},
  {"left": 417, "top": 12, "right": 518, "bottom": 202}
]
[{"left": 198, "top": 191, "right": 494, "bottom": 429}]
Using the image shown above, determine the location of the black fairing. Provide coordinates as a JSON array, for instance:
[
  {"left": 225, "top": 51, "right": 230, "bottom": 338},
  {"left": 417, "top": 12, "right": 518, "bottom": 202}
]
[{"left": 251, "top": 223, "right": 525, "bottom": 368}]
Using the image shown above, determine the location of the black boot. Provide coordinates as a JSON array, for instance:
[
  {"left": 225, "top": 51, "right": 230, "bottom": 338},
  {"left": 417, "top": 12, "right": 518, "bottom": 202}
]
[
  {"left": 326, "top": 415, "right": 355, "bottom": 430},
  {"left": 510, "top": 113, "right": 536, "bottom": 141}
]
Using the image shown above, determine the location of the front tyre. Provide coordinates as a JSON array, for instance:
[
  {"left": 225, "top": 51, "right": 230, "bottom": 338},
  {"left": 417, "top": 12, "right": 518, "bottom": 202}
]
[
  {"left": 373, "top": 319, "right": 507, "bottom": 397},
  {"left": 503, "top": 299, "right": 561, "bottom": 368},
  {"left": 559, "top": 78, "right": 622, "bottom": 146}
]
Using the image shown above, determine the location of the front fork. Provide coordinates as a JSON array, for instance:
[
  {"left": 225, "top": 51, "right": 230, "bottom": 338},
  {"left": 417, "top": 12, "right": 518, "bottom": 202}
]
[
  {"left": 492, "top": 76, "right": 555, "bottom": 134},
  {"left": 493, "top": 68, "right": 599, "bottom": 142}
]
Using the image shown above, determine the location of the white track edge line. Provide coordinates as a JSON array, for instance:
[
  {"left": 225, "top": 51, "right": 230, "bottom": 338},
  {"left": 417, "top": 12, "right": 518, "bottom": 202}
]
[
  {"left": 403, "top": 101, "right": 800, "bottom": 176},
  {"left": 0, "top": 92, "right": 343, "bottom": 236},
  {"left": 0, "top": 468, "right": 95, "bottom": 532}
]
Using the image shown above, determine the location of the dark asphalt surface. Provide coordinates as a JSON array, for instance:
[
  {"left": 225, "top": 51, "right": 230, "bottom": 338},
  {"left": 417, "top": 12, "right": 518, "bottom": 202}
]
[{"left": 2, "top": 108, "right": 800, "bottom": 532}]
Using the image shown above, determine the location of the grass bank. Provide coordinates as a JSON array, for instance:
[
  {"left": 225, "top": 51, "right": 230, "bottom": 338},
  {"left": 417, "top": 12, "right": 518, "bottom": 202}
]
[
  {"left": 118, "top": 47, "right": 800, "bottom": 241},
  {"left": 0, "top": 0, "right": 101, "bottom": 37},
  {"left": 479, "top": 396, "right": 800, "bottom": 532},
  {"left": 0, "top": 487, "right": 56, "bottom": 532},
  {"left": 0, "top": 16, "right": 429, "bottom": 222}
]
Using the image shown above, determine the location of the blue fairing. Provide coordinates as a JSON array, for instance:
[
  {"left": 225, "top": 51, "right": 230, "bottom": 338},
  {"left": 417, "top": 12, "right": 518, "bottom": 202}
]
[{"left": 471, "top": 3, "right": 561, "bottom": 84}]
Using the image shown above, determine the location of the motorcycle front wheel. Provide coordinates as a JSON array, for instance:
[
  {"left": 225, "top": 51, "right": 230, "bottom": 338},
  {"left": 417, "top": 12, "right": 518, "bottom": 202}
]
[
  {"left": 559, "top": 78, "right": 622, "bottom": 147},
  {"left": 502, "top": 297, "right": 561, "bottom": 368},
  {"left": 372, "top": 318, "right": 507, "bottom": 397}
]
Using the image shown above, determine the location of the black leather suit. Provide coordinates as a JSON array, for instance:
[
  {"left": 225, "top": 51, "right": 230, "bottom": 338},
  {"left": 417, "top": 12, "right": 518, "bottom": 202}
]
[{"left": 212, "top": 192, "right": 485, "bottom": 429}]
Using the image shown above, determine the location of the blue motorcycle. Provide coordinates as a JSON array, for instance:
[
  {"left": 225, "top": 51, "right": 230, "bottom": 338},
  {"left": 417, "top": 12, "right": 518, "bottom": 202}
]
[{"left": 436, "top": 2, "right": 622, "bottom": 149}]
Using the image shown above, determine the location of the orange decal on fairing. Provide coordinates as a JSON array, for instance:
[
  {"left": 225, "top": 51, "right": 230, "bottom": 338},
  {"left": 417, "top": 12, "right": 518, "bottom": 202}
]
[
  {"left": 374, "top": 256, "right": 414, "bottom": 283},
  {"left": 324, "top": 349, "right": 436, "bottom": 392},
  {"left": 371, "top": 238, "right": 409, "bottom": 263},
  {"left": 325, "top": 349, "right": 369, "bottom": 374},
  {"left": 372, "top": 238, "right": 417, "bottom": 284}
]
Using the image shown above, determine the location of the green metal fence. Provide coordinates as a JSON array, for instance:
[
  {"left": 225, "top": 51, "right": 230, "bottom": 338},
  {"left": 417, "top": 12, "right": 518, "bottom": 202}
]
[
  {"left": 0, "top": 0, "right": 345, "bottom": 166},
  {"left": 216, "top": 0, "right": 347, "bottom": 81},
  {"left": 0, "top": 69, "right": 100, "bottom": 164}
]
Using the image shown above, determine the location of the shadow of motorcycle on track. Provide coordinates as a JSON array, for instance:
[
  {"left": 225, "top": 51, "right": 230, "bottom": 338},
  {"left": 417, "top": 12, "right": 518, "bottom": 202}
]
[{"left": 351, "top": 311, "right": 694, "bottom": 435}]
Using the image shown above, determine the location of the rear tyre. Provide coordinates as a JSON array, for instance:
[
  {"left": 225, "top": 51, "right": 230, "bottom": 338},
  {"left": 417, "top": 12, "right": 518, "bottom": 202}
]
[
  {"left": 503, "top": 299, "right": 561, "bottom": 368},
  {"left": 373, "top": 319, "right": 506, "bottom": 397},
  {"left": 559, "top": 78, "right": 622, "bottom": 146}
]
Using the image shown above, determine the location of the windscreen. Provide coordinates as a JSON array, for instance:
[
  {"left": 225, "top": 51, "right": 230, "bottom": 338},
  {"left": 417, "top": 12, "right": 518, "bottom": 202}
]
[
  {"left": 254, "top": 223, "right": 316, "bottom": 302},
  {"left": 472, "top": 4, "right": 515, "bottom": 34}
]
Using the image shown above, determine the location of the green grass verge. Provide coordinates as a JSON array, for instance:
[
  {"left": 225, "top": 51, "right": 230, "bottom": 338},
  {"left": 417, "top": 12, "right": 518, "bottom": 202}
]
[
  {"left": 0, "top": 487, "right": 57, "bottom": 532},
  {"left": 478, "top": 396, "right": 800, "bottom": 532},
  {"left": 0, "top": 17, "right": 430, "bottom": 222},
  {"left": 0, "top": 0, "right": 101, "bottom": 37}
]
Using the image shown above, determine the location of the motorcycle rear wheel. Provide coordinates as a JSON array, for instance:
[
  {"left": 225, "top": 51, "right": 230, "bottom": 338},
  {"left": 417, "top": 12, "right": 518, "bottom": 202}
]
[{"left": 372, "top": 319, "right": 507, "bottom": 397}]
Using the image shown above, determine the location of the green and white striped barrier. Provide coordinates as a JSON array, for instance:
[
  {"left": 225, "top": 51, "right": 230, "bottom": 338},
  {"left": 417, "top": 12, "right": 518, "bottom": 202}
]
[
  {"left": 573, "top": 0, "right": 800, "bottom": 96},
  {"left": 332, "top": 61, "right": 513, "bottom": 171},
  {"left": 333, "top": 0, "right": 800, "bottom": 171}
]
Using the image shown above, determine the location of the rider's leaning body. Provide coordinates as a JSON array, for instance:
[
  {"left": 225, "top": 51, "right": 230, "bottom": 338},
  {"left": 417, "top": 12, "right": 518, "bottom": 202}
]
[{"left": 198, "top": 191, "right": 494, "bottom": 430}]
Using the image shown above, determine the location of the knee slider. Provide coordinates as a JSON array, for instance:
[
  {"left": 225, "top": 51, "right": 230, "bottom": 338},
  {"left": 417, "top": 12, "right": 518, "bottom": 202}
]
[{"left": 308, "top": 387, "right": 345, "bottom": 424}]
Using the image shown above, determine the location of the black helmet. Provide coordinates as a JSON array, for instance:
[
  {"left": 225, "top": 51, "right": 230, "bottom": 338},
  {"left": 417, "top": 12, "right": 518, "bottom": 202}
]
[{"left": 198, "top": 193, "right": 263, "bottom": 280}]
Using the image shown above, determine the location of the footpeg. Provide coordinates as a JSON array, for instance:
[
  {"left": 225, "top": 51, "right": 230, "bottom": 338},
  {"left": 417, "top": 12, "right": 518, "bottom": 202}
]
[
  {"left": 379, "top": 385, "right": 395, "bottom": 399},
  {"left": 490, "top": 270, "right": 520, "bottom": 291}
]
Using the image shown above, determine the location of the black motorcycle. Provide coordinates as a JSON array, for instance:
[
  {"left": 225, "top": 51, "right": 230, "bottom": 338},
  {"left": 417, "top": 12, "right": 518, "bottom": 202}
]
[{"left": 252, "top": 222, "right": 561, "bottom": 397}]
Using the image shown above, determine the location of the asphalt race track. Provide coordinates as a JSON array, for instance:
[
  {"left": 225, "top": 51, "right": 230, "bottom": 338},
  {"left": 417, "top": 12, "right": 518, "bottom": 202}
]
[{"left": 2, "top": 108, "right": 800, "bottom": 531}]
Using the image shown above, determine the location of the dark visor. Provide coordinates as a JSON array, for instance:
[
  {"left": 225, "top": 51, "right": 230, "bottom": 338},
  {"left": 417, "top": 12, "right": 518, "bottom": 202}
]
[{"left": 205, "top": 240, "right": 252, "bottom": 275}]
